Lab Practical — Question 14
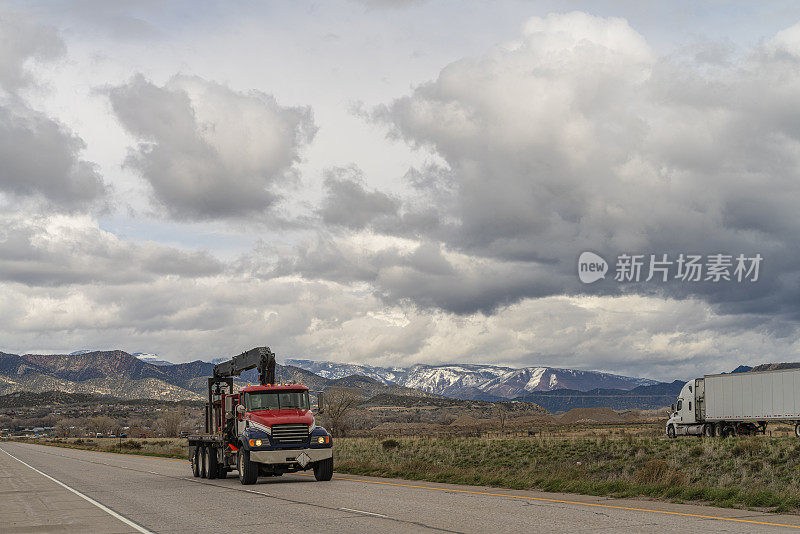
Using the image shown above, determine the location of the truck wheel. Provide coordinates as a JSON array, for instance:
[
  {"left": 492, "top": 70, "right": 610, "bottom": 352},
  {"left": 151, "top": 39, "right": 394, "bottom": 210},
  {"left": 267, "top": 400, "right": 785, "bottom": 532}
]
[
  {"left": 703, "top": 424, "right": 714, "bottom": 438},
  {"left": 721, "top": 425, "right": 734, "bottom": 438},
  {"left": 204, "top": 445, "right": 218, "bottom": 479},
  {"left": 313, "top": 458, "right": 333, "bottom": 481},
  {"left": 199, "top": 446, "right": 207, "bottom": 478},
  {"left": 238, "top": 450, "right": 258, "bottom": 485},
  {"left": 714, "top": 422, "right": 724, "bottom": 438},
  {"left": 795, "top": 423, "right": 800, "bottom": 438},
  {"left": 191, "top": 446, "right": 201, "bottom": 477},
  {"left": 667, "top": 425, "right": 676, "bottom": 439}
]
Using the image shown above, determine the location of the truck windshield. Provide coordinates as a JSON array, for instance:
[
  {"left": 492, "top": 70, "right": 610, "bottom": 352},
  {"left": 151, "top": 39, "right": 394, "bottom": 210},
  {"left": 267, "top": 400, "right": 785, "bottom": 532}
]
[{"left": 247, "top": 391, "right": 309, "bottom": 410}]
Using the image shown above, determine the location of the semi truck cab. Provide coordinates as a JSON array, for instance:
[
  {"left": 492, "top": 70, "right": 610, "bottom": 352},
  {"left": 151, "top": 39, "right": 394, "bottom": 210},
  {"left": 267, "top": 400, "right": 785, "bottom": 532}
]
[
  {"left": 666, "top": 380, "right": 704, "bottom": 437},
  {"left": 236, "top": 384, "right": 333, "bottom": 476}
]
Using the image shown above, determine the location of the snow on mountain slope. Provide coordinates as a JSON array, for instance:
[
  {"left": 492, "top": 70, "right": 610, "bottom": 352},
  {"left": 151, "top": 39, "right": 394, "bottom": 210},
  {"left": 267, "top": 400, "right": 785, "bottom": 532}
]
[{"left": 284, "top": 359, "right": 658, "bottom": 399}]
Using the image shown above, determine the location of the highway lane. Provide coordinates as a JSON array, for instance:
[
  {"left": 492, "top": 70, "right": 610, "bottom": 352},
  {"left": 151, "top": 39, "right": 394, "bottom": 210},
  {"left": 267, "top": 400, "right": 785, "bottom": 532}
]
[{"left": 2, "top": 441, "right": 800, "bottom": 533}]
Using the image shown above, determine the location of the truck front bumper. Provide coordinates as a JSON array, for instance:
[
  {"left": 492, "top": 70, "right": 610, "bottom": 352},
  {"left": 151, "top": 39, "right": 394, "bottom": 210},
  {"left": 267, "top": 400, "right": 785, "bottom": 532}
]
[{"left": 250, "top": 448, "right": 332, "bottom": 466}]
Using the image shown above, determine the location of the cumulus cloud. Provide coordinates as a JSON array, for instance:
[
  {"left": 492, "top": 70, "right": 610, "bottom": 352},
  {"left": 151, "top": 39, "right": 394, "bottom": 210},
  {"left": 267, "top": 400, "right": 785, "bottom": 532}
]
[
  {"left": 106, "top": 74, "right": 317, "bottom": 220},
  {"left": 346, "top": 11, "right": 800, "bottom": 319},
  {"left": 0, "top": 214, "right": 224, "bottom": 286},
  {"left": 0, "top": 10, "right": 64, "bottom": 92},
  {"left": 0, "top": 10, "right": 108, "bottom": 209},
  {"left": 319, "top": 165, "right": 400, "bottom": 229}
]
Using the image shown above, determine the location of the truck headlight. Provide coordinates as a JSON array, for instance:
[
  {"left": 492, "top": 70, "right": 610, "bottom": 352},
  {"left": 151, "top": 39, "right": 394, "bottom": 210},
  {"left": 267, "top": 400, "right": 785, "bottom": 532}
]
[
  {"left": 317, "top": 436, "right": 325, "bottom": 444},
  {"left": 255, "top": 439, "right": 262, "bottom": 447}
]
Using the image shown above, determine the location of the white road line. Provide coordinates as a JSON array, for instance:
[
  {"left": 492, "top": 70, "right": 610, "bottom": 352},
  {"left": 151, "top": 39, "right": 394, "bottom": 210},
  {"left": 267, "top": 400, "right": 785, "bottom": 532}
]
[
  {"left": 339, "top": 507, "right": 389, "bottom": 518},
  {"left": 0, "top": 446, "right": 154, "bottom": 534}
]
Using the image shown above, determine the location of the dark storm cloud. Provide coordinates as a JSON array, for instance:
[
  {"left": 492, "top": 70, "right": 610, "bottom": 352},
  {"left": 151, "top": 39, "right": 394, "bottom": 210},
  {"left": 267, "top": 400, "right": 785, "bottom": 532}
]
[{"left": 106, "top": 74, "right": 316, "bottom": 221}]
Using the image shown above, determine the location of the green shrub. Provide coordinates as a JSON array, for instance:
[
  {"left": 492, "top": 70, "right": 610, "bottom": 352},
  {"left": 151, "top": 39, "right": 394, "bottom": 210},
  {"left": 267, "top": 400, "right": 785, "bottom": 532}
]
[{"left": 382, "top": 438, "right": 400, "bottom": 450}]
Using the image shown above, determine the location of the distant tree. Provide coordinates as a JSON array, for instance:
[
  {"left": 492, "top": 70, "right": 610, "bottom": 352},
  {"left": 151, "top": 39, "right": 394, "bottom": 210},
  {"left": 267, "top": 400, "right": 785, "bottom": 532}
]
[
  {"left": 55, "top": 418, "right": 84, "bottom": 437},
  {"left": 495, "top": 404, "right": 508, "bottom": 433},
  {"left": 321, "top": 388, "right": 362, "bottom": 437},
  {"left": 158, "top": 409, "right": 185, "bottom": 437},
  {"left": 86, "top": 416, "right": 116, "bottom": 436}
]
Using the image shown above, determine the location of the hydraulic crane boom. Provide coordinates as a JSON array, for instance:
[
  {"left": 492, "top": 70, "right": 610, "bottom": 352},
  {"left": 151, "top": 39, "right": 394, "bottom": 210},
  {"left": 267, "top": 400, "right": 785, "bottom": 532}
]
[{"left": 213, "top": 346, "right": 276, "bottom": 385}]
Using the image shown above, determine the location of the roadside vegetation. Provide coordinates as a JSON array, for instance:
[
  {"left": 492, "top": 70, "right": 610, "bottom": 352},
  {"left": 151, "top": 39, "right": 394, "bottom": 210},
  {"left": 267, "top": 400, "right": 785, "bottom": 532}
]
[
  {"left": 333, "top": 435, "right": 800, "bottom": 513},
  {"left": 16, "top": 437, "right": 188, "bottom": 459},
  {"left": 15, "top": 430, "right": 800, "bottom": 513}
]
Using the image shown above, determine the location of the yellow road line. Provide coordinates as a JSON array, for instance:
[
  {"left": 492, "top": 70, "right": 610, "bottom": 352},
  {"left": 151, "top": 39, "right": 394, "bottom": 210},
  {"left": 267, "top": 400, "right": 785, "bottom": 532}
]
[{"left": 299, "top": 473, "right": 800, "bottom": 530}]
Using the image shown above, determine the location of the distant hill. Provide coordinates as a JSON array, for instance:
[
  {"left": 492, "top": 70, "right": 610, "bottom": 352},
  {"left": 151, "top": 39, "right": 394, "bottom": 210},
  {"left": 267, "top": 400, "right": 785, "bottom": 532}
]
[{"left": 512, "top": 380, "right": 685, "bottom": 413}]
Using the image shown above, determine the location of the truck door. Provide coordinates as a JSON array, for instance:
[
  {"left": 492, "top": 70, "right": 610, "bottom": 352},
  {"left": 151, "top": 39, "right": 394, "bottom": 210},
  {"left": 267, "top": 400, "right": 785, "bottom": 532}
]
[
  {"left": 237, "top": 393, "right": 247, "bottom": 436},
  {"left": 695, "top": 378, "right": 705, "bottom": 421}
]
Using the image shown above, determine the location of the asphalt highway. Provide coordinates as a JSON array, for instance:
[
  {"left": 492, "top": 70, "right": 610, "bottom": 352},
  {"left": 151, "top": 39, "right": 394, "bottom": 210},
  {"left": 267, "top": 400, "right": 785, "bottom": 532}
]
[{"left": 2, "top": 441, "right": 800, "bottom": 533}]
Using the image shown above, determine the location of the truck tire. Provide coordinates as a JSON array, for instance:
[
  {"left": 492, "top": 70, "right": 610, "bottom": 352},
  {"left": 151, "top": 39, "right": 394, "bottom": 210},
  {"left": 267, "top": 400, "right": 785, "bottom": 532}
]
[
  {"left": 191, "top": 446, "right": 201, "bottom": 477},
  {"left": 313, "top": 458, "right": 333, "bottom": 481},
  {"left": 714, "top": 422, "right": 725, "bottom": 438},
  {"left": 199, "top": 446, "right": 207, "bottom": 478},
  {"left": 702, "top": 424, "right": 714, "bottom": 437},
  {"left": 795, "top": 423, "right": 800, "bottom": 438},
  {"left": 204, "top": 445, "right": 218, "bottom": 479},
  {"left": 238, "top": 450, "right": 258, "bottom": 485},
  {"left": 667, "top": 425, "right": 676, "bottom": 439}
]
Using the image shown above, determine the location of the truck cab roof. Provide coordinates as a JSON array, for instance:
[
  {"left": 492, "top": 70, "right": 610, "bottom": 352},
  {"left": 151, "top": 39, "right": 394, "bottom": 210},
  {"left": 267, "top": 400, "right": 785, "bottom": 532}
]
[{"left": 239, "top": 384, "right": 309, "bottom": 393}]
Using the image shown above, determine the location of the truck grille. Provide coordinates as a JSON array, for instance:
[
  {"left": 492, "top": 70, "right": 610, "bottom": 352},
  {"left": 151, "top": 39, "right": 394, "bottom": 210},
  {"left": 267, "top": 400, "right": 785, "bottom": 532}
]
[{"left": 271, "top": 423, "right": 309, "bottom": 444}]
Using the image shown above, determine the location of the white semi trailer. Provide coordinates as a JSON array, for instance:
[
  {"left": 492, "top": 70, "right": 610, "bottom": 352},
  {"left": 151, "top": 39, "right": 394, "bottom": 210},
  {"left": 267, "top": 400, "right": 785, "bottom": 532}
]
[{"left": 666, "top": 367, "right": 800, "bottom": 438}]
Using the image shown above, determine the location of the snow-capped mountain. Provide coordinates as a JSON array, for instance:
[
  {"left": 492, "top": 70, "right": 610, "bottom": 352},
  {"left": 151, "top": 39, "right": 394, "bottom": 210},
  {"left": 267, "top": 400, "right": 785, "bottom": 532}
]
[
  {"left": 284, "top": 359, "right": 404, "bottom": 384},
  {"left": 284, "top": 359, "right": 658, "bottom": 399},
  {"left": 69, "top": 350, "right": 173, "bottom": 366},
  {"left": 131, "top": 352, "right": 174, "bottom": 366}
]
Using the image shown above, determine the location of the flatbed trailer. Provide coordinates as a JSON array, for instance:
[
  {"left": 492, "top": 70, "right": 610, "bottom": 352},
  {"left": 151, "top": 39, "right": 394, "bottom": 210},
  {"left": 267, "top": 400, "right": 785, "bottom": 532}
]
[{"left": 187, "top": 347, "right": 333, "bottom": 484}]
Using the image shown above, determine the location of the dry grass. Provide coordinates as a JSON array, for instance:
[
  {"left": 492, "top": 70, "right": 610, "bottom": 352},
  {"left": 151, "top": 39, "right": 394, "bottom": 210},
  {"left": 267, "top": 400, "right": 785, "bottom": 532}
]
[
  {"left": 333, "top": 435, "right": 800, "bottom": 513},
  {"left": 19, "top": 437, "right": 188, "bottom": 459}
]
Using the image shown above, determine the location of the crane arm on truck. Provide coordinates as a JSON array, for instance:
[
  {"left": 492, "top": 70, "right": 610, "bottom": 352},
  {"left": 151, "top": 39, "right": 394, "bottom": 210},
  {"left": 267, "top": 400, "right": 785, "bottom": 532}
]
[{"left": 212, "top": 346, "right": 276, "bottom": 385}]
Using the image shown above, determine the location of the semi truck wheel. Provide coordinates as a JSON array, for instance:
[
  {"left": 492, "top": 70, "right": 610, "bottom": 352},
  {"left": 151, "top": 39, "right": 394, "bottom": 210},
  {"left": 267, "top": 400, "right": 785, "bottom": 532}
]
[
  {"left": 703, "top": 424, "right": 714, "bottom": 438},
  {"left": 795, "top": 423, "right": 800, "bottom": 438},
  {"left": 238, "top": 450, "right": 258, "bottom": 485},
  {"left": 199, "top": 446, "right": 207, "bottom": 478},
  {"left": 313, "top": 458, "right": 333, "bottom": 481},
  {"left": 667, "top": 425, "right": 676, "bottom": 439},
  {"left": 191, "top": 446, "right": 201, "bottom": 477},
  {"left": 714, "top": 422, "right": 724, "bottom": 438},
  {"left": 204, "top": 445, "right": 218, "bottom": 479}
]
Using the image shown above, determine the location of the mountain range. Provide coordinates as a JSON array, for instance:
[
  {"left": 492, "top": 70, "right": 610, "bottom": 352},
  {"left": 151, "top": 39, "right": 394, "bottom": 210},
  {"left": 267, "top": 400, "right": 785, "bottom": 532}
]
[
  {"left": 0, "top": 350, "right": 430, "bottom": 402},
  {"left": 283, "top": 359, "right": 658, "bottom": 400}
]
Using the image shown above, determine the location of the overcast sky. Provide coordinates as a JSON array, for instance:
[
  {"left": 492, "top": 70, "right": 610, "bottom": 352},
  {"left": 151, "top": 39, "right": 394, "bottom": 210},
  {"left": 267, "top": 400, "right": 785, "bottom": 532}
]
[{"left": 2, "top": 1, "right": 800, "bottom": 380}]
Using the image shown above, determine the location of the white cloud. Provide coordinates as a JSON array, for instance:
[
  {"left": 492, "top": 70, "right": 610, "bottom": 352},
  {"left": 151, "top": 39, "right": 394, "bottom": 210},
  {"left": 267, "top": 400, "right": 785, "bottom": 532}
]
[{"left": 106, "top": 74, "right": 317, "bottom": 220}]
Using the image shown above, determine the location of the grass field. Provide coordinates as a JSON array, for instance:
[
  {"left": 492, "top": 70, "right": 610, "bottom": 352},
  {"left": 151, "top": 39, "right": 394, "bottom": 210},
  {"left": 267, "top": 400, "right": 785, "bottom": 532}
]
[
  {"left": 14, "top": 432, "right": 800, "bottom": 513},
  {"left": 333, "top": 435, "right": 800, "bottom": 513}
]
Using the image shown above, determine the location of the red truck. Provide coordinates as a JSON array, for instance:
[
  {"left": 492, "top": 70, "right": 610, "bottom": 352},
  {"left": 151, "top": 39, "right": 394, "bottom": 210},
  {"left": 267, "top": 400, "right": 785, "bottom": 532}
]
[{"left": 187, "top": 347, "right": 333, "bottom": 484}]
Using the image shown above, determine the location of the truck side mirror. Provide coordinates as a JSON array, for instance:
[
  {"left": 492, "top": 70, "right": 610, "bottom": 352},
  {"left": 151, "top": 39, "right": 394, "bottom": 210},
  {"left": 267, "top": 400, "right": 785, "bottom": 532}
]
[
  {"left": 316, "top": 392, "right": 324, "bottom": 414},
  {"left": 671, "top": 404, "right": 675, "bottom": 412},
  {"left": 236, "top": 404, "right": 245, "bottom": 414}
]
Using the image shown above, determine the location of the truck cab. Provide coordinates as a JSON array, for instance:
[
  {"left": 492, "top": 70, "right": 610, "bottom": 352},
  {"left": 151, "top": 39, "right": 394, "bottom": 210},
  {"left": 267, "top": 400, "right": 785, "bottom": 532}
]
[
  {"left": 237, "top": 384, "right": 332, "bottom": 456},
  {"left": 666, "top": 380, "right": 704, "bottom": 437}
]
